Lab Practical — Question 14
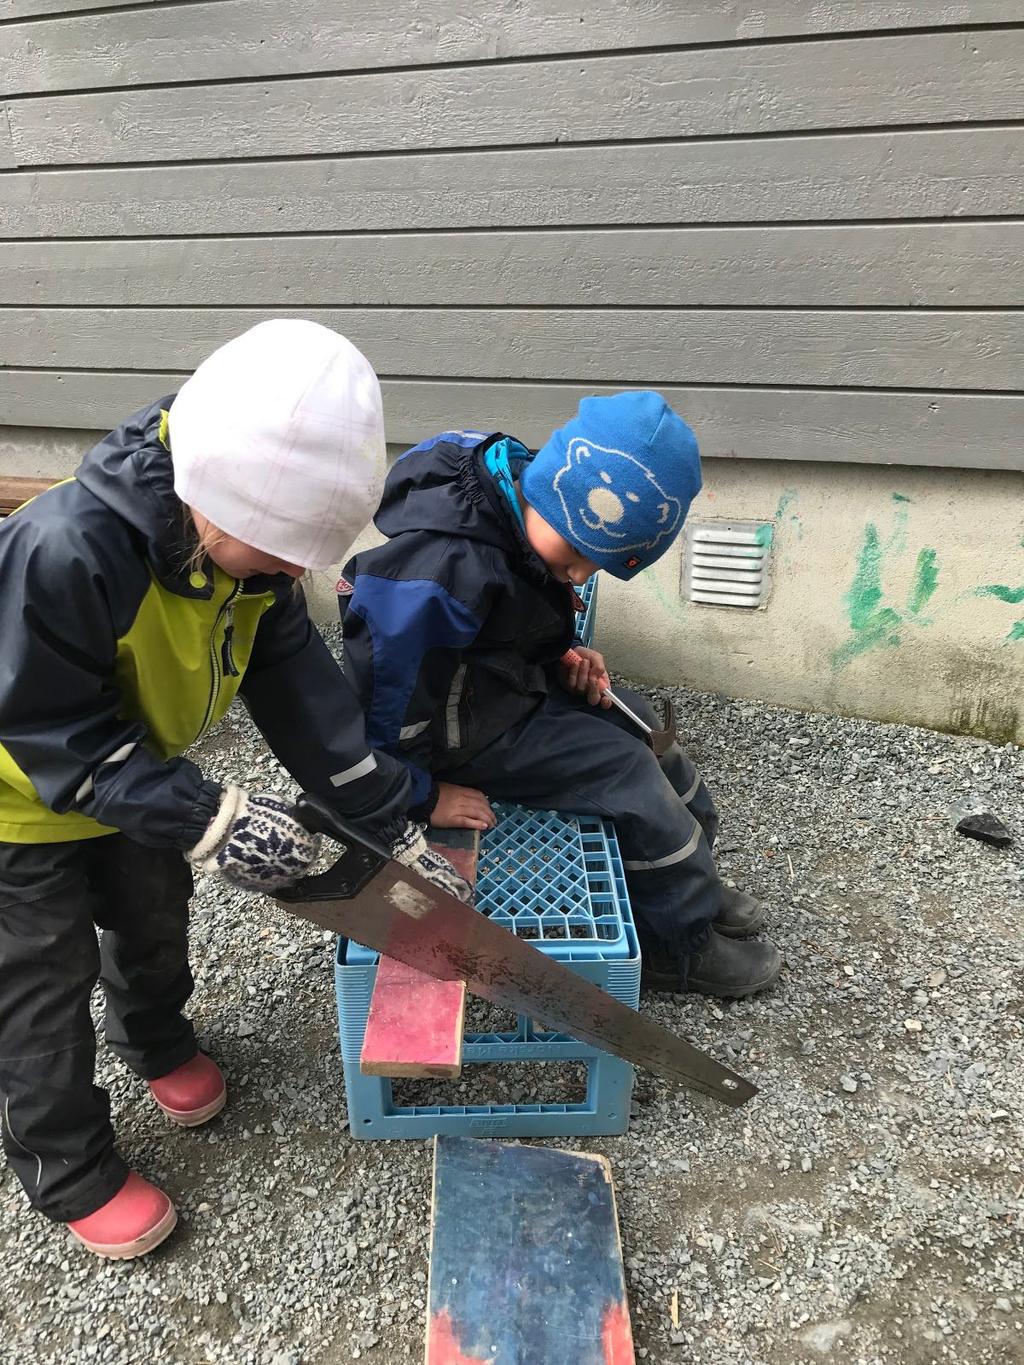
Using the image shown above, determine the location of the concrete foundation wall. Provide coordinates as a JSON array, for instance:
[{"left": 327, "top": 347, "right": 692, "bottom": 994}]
[{"left": 594, "top": 459, "right": 1024, "bottom": 747}]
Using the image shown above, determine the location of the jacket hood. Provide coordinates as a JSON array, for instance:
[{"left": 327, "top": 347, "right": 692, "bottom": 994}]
[
  {"left": 74, "top": 397, "right": 286, "bottom": 599},
  {"left": 74, "top": 398, "right": 194, "bottom": 589},
  {"left": 375, "top": 432, "right": 542, "bottom": 566}
]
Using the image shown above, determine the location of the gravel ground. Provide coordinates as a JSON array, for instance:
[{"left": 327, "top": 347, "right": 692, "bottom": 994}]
[{"left": 2, "top": 641, "right": 1022, "bottom": 1365}]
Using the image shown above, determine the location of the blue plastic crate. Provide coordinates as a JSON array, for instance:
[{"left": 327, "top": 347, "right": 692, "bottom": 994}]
[
  {"left": 335, "top": 804, "right": 639, "bottom": 1140},
  {"left": 347, "top": 804, "right": 633, "bottom": 966},
  {"left": 575, "top": 574, "right": 598, "bottom": 647}
]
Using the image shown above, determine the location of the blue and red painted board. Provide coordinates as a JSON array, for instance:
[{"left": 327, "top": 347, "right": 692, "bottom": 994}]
[{"left": 426, "top": 1136, "right": 635, "bottom": 1365}]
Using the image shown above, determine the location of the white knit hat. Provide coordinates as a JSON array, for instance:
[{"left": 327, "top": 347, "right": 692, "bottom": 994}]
[{"left": 169, "top": 319, "right": 385, "bottom": 570}]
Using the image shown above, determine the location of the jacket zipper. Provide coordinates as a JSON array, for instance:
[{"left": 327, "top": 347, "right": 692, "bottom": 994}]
[
  {"left": 196, "top": 579, "right": 241, "bottom": 742},
  {"left": 221, "top": 605, "right": 239, "bottom": 678}
]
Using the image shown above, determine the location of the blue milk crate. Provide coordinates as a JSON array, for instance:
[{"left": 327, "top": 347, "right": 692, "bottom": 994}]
[
  {"left": 335, "top": 804, "right": 640, "bottom": 1140},
  {"left": 575, "top": 574, "right": 598, "bottom": 647}
]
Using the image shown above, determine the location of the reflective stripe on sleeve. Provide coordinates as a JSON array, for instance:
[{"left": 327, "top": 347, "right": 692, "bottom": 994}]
[{"left": 329, "top": 754, "right": 378, "bottom": 788}]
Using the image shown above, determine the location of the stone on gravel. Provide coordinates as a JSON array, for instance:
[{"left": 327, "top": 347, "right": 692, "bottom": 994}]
[{"left": 955, "top": 812, "right": 1014, "bottom": 847}]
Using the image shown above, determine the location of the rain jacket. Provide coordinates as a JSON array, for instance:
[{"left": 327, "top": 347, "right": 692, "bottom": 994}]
[
  {"left": 339, "top": 431, "right": 583, "bottom": 817},
  {"left": 0, "top": 399, "right": 411, "bottom": 846}
]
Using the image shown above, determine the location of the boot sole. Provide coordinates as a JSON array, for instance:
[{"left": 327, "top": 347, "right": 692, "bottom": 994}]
[
  {"left": 686, "top": 956, "right": 784, "bottom": 999},
  {"left": 153, "top": 1085, "right": 227, "bottom": 1128},
  {"left": 642, "top": 955, "right": 783, "bottom": 998},
  {"left": 70, "top": 1202, "right": 177, "bottom": 1260}
]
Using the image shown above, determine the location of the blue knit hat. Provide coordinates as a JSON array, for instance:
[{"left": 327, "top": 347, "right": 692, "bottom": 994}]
[{"left": 520, "top": 391, "right": 701, "bottom": 580}]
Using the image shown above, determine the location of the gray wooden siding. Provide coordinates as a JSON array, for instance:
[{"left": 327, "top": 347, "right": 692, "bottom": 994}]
[{"left": 1, "top": 2, "right": 1022, "bottom": 472}]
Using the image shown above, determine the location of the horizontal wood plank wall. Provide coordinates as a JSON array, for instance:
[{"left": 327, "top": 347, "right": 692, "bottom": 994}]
[{"left": 0, "top": 2, "right": 1022, "bottom": 472}]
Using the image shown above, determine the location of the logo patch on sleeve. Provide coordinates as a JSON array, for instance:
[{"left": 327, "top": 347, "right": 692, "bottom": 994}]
[{"left": 335, "top": 576, "right": 355, "bottom": 596}]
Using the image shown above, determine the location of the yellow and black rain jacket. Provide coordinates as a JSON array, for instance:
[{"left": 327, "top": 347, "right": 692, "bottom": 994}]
[{"left": 0, "top": 399, "right": 411, "bottom": 847}]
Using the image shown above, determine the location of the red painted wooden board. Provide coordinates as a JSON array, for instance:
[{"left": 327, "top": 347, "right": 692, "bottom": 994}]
[
  {"left": 426, "top": 1136, "right": 635, "bottom": 1365},
  {"left": 359, "top": 830, "right": 478, "bottom": 1080}
]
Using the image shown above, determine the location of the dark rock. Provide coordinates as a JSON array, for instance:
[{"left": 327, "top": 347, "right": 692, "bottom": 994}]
[{"left": 955, "top": 813, "right": 1013, "bottom": 848}]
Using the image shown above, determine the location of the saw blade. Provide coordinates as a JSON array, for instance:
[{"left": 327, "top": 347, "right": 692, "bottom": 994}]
[{"left": 277, "top": 849, "right": 756, "bottom": 1107}]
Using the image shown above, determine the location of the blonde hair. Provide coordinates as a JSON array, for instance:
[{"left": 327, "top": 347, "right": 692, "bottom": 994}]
[
  {"left": 181, "top": 507, "right": 225, "bottom": 582},
  {"left": 181, "top": 507, "right": 308, "bottom": 592}
]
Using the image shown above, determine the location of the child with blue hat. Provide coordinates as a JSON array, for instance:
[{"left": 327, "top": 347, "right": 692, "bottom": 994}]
[{"left": 339, "top": 391, "right": 782, "bottom": 997}]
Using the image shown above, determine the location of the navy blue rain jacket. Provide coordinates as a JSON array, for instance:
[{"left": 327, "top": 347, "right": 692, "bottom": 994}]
[{"left": 339, "top": 432, "right": 584, "bottom": 817}]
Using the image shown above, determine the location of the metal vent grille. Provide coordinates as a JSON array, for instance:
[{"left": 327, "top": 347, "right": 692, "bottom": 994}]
[{"left": 683, "top": 520, "right": 771, "bottom": 609}]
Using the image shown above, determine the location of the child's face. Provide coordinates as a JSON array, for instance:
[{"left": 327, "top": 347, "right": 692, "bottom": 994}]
[
  {"left": 191, "top": 509, "right": 305, "bottom": 580},
  {"left": 522, "top": 504, "right": 599, "bottom": 586}
]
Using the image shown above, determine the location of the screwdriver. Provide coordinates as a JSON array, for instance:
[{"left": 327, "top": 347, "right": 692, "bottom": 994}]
[{"left": 561, "top": 648, "right": 653, "bottom": 737}]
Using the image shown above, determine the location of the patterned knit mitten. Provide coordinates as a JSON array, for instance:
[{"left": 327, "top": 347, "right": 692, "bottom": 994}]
[
  {"left": 188, "top": 785, "right": 319, "bottom": 891},
  {"left": 389, "top": 822, "right": 473, "bottom": 903}
]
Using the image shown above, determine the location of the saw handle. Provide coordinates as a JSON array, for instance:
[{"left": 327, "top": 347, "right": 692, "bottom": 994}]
[
  {"left": 292, "top": 791, "right": 393, "bottom": 858},
  {"left": 276, "top": 792, "right": 389, "bottom": 905}
]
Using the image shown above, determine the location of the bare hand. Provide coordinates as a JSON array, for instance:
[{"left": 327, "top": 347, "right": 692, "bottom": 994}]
[
  {"left": 559, "top": 646, "right": 613, "bottom": 708},
  {"left": 431, "top": 782, "right": 497, "bottom": 831}
]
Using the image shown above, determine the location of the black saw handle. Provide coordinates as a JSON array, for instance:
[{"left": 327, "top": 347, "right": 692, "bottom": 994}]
[{"left": 277, "top": 792, "right": 389, "bottom": 904}]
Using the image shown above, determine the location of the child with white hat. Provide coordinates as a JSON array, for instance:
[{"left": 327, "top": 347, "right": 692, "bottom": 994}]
[{"left": 0, "top": 320, "right": 468, "bottom": 1260}]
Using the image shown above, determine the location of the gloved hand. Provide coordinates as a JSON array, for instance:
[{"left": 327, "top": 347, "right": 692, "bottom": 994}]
[
  {"left": 390, "top": 822, "right": 473, "bottom": 903},
  {"left": 187, "top": 785, "right": 319, "bottom": 891}
]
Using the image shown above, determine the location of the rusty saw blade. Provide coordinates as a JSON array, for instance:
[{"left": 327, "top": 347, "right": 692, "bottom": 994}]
[{"left": 276, "top": 794, "right": 756, "bottom": 1108}]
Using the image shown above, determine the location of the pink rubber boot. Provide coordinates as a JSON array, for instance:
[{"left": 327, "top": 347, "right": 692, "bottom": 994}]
[
  {"left": 68, "top": 1172, "right": 176, "bottom": 1259},
  {"left": 149, "top": 1053, "right": 226, "bottom": 1127}
]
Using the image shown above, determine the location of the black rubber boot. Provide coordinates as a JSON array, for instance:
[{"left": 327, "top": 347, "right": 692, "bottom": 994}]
[
  {"left": 714, "top": 886, "right": 767, "bottom": 940},
  {"left": 642, "top": 928, "right": 783, "bottom": 999}
]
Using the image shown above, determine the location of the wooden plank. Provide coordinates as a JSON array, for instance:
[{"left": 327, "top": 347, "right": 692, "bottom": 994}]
[
  {"left": 5, "top": 307, "right": 1023, "bottom": 392},
  {"left": 360, "top": 832, "right": 478, "bottom": 1080},
  {"left": 3, "top": 128, "right": 1021, "bottom": 239},
  {"left": 5, "top": 224, "right": 1023, "bottom": 308},
  {"left": 360, "top": 959, "right": 466, "bottom": 1079},
  {"left": 7, "top": 29, "right": 1024, "bottom": 167},
  {"left": 0, "top": 474, "right": 53, "bottom": 514},
  {"left": 427, "top": 1136, "right": 634, "bottom": 1365},
  {"left": 381, "top": 382, "right": 1024, "bottom": 473},
  {"left": 5, "top": 0, "right": 1017, "bottom": 35},
  {"left": 4, "top": 0, "right": 164, "bottom": 18},
  {"left": 4, "top": 372, "right": 1023, "bottom": 472},
  {"left": 3, "top": 0, "right": 1020, "bottom": 94}
]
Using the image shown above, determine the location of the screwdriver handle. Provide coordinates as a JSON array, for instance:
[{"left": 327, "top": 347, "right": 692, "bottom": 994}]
[{"left": 560, "top": 649, "right": 653, "bottom": 736}]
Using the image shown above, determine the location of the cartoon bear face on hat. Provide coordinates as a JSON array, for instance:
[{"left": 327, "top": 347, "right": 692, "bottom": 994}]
[{"left": 552, "top": 437, "right": 684, "bottom": 555}]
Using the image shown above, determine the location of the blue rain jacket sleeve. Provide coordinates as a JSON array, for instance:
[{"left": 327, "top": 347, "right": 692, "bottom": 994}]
[{"left": 340, "top": 533, "right": 497, "bottom": 812}]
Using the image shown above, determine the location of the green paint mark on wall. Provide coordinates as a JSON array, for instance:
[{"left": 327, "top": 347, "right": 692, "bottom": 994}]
[
  {"left": 892, "top": 493, "right": 912, "bottom": 504},
  {"left": 832, "top": 513, "right": 943, "bottom": 668},
  {"left": 908, "top": 548, "right": 939, "bottom": 616},
  {"left": 832, "top": 523, "right": 905, "bottom": 666},
  {"left": 755, "top": 523, "right": 774, "bottom": 548},
  {"left": 775, "top": 490, "right": 798, "bottom": 520},
  {"left": 976, "top": 584, "right": 1024, "bottom": 605},
  {"left": 977, "top": 582, "right": 1024, "bottom": 643}
]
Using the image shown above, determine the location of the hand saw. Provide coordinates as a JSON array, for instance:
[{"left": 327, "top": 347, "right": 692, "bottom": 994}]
[{"left": 276, "top": 794, "right": 756, "bottom": 1108}]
